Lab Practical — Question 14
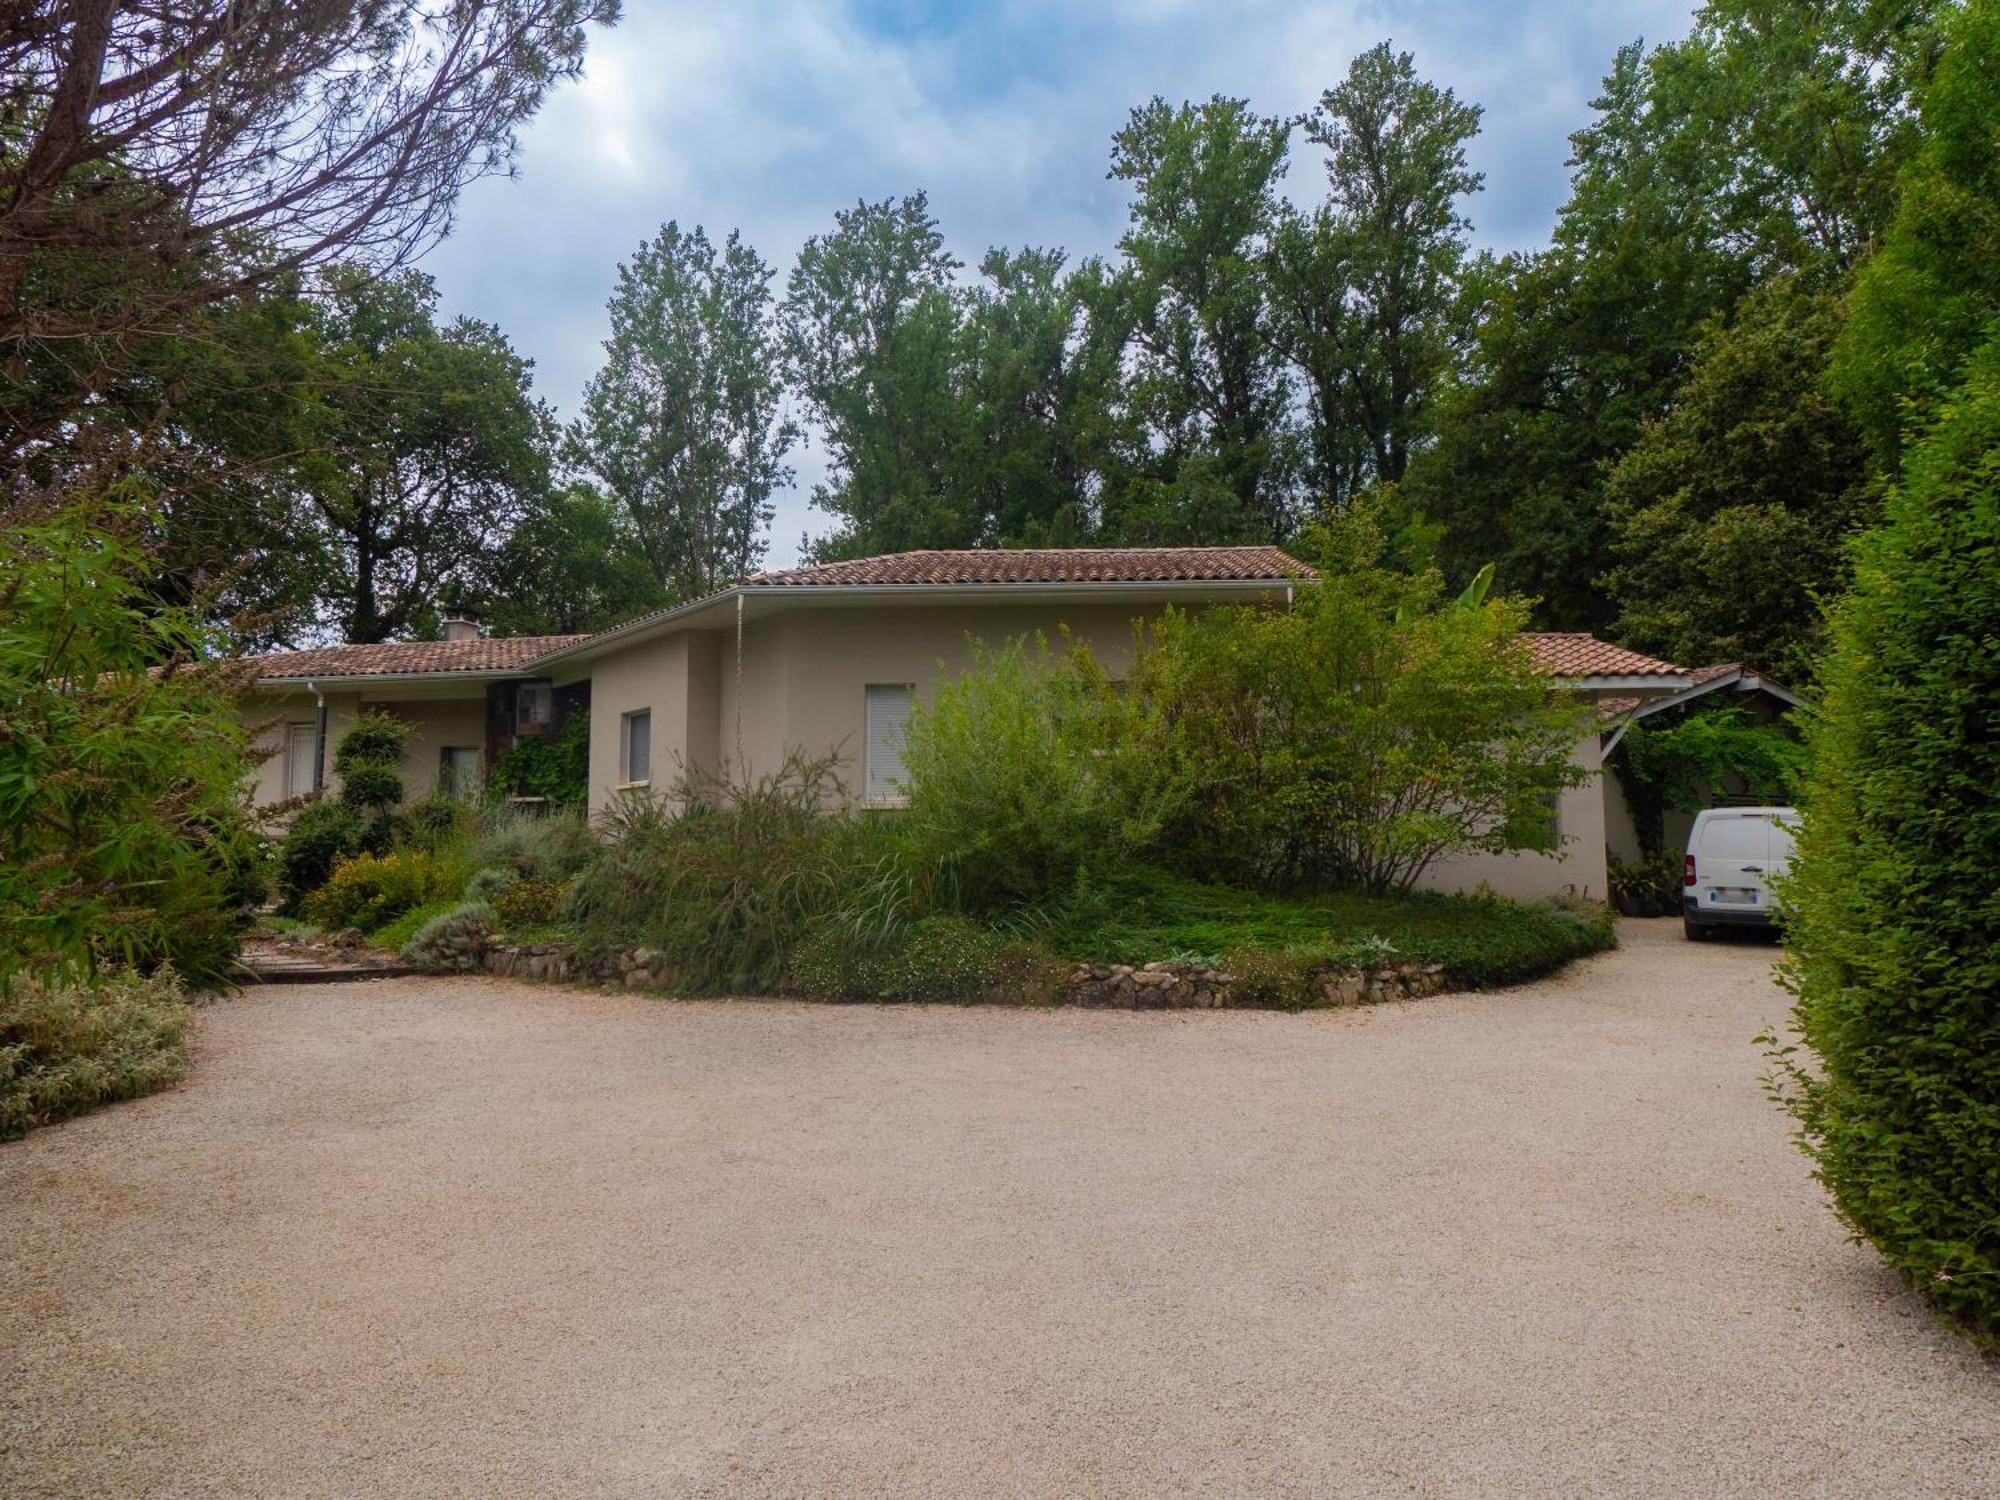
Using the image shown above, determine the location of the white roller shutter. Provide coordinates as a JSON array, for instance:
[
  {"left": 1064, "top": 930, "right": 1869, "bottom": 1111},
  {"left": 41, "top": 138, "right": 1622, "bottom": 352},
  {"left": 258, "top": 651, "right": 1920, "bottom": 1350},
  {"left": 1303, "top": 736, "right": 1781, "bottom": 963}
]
[{"left": 864, "top": 684, "right": 913, "bottom": 805}]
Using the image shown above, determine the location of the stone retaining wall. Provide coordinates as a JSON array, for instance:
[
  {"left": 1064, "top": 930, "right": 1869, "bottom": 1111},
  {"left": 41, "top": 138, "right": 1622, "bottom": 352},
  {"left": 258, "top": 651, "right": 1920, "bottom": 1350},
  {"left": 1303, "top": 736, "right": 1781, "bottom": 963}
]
[{"left": 470, "top": 940, "right": 1453, "bottom": 1007}]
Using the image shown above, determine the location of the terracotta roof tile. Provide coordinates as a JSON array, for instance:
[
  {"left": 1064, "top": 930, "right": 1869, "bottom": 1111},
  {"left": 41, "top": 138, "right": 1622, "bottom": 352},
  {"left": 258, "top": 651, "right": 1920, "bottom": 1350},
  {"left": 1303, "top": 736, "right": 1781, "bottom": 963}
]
[
  {"left": 1521, "top": 633, "right": 1688, "bottom": 679},
  {"left": 745, "top": 546, "right": 1314, "bottom": 587},
  {"left": 245, "top": 635, "right": 585, "bottom": 681}
]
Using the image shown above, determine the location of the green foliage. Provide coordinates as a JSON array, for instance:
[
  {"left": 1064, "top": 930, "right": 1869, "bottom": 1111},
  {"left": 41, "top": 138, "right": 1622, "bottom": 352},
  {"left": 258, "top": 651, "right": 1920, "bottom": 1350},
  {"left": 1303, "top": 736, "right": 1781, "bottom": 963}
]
[
  {"left": 1608, "top": 854, "right": 1684, "bottom": 914},
  {"left": 304, "top": 850, "right": 470, "bottom": 933},
  {"left": 1052, "top": 866, "right": 1615, "bottom": 990},
  {"left": 570, "top": 752, "right": 874, "bottom": 994},
  {"left": 1135, "top": 513, "right": 1592, "bottom": 891},
  {"left": 789, "top": 914, "right": 1063, "bottom": 1005},
  {"left": 275, "top": 800, "right": 366, "bottom": 912},
  {"left": 366, "top": 900, "right": 462, "bottom": 955},
  {"left": 0, "top": 493, "right": 258, "bottom": 989},
  {"left": 1, "top": 970, "right": 191, "bottom": 1140},
  {"left": 1219, "top": 946, "right": 1327, "bottom": 1010},
  {"left": 897, "top": 635, "right": 1182, "bottom": 914},
  {"left": 488, "top": 482, "right": 667, "bottom": 636},
  {"left": 1831, "top": 0, "right": 2000, "bottom": 462},
  {"left": 577, "top": 221, "right": 796, "bottom": 599},
  {"left": 1603, "top": 277, "right": 1874, "bottom": 681},
  {"left": 1772, "top": 333, "right": 2000, "bottom": 1347},
  {"left": 779, "top": 194, "right": 971, "bottom": 557},
  {"left": 493, "top": 713, "right": 589, "bottom": 807},
  {"left": 490, "top": 878, "right": 571, "bottom": 931},
  {"left": 465, "top": 866, "right": 521, "bottom": 901},
  {"left": 332, "top": 712, "right": 408, "bottom": 807},
  {"left": 469, "top": 807, "right": 597, "bottom": 881},
  {"left": 403, "top": 902, "right": 497, "bottom": 974},
  {"left": 1613, "top": 701, "right": 1806, "bottom": 857}
]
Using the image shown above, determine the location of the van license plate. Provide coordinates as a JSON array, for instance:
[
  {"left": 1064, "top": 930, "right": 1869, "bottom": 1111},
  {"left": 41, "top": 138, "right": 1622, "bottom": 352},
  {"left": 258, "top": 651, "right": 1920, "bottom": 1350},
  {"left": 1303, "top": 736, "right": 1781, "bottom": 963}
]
[{"left": 1711, "top": 888, "right": 1758, "bottom": 905}]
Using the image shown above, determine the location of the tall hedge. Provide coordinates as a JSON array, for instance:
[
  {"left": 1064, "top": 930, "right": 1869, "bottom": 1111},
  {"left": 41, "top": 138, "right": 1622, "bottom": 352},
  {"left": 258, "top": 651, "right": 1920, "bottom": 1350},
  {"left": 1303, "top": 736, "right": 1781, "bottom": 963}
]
[{"left": 1776, "top": 336, "right": 2000, "bottom": 1344}]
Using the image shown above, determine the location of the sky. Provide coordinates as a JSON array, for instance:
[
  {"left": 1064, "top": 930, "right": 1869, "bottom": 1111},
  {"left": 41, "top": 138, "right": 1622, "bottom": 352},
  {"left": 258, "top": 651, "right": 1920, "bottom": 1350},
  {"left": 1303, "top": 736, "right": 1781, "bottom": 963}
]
[{"left": 424, "top": 0, "right": 1698, "bottom": 566}]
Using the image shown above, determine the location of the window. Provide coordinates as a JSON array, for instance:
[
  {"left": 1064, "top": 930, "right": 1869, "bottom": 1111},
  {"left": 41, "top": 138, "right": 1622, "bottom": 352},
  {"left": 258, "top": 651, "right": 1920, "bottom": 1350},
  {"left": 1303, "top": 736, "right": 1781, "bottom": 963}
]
[
  {"left": 1541, "top": 790, "right": 1564, "bottom": 845},
  {"left": 283, "top": 722, "right": 317, "bottom": 799},
  {"left": 622, "top": 709, "right": 651, "bottom": 785},
  {"left": 440, "top": 746, "right": 482, "bottom": 795},
  {"left": 517, "top": 681, "right": 553, "bottom": 732},
  {"left": 864, "top": 684, "right": 913, "bottom": 806}
]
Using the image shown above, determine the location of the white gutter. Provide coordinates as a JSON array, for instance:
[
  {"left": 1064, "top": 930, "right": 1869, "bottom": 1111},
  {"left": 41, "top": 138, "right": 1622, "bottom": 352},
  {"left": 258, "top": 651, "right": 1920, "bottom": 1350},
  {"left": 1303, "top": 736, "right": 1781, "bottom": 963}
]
[{"left": 253, "top": 668, "right": 525, "bottom": 689}]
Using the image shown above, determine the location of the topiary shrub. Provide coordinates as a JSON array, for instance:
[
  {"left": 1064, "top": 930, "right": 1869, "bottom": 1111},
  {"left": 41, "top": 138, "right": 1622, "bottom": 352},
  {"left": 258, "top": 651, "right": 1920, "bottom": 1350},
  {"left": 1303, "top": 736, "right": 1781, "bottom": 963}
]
[
  {"left": 402, "top": 902, "right": 496, "bottom": 973},
  {"left": 304, "top": 849, "right": 468, "bottom": 933},
  {"left": 1771, "top": 335, "right": 2000, "bottom": 1348}
]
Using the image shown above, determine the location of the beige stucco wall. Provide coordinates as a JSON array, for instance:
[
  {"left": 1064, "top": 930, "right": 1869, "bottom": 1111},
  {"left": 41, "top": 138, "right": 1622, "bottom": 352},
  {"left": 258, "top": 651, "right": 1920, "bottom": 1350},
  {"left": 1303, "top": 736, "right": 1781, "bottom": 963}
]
[
  {"left": 1416, "top": 733, "right": 1610, "bottom": 903},
  {"left": 362, "top": 697, "right": 488, "bottom": 797},
  {"left": 241, "top": 689, "right": 482, "bottom": 809},
  {"left": 718, "top": 602, "right": 1152, "bottom": 803}
]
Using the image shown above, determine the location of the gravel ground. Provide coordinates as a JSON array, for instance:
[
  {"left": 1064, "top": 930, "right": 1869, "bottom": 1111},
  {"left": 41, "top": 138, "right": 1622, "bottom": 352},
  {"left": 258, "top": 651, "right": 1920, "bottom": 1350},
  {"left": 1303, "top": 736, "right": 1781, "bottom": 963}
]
[{"left": 2, "top": 920, "right": 1994, "bottom": 1497}]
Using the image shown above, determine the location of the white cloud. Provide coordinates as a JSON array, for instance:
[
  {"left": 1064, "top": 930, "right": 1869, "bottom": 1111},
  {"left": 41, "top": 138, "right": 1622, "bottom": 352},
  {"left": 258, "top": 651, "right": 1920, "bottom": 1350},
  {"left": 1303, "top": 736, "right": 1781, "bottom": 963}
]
[{"left": 426, "top": 0, "right": 1698, "bottom": 565}]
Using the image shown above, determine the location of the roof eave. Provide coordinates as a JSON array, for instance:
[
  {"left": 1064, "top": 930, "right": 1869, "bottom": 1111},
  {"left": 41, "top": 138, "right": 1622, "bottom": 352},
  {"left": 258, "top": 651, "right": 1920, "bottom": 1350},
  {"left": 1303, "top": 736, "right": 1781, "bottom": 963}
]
[{"left": 528, "top": 576, "right": 1305, "bottom": 670}]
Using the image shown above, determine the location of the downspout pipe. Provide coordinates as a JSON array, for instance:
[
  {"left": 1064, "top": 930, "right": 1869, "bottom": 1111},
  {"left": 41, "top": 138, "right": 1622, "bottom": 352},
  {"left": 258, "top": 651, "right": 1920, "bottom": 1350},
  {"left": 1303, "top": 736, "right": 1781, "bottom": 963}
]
[{"left": 305, "top": 680, "right": 328, "bottom": 791}]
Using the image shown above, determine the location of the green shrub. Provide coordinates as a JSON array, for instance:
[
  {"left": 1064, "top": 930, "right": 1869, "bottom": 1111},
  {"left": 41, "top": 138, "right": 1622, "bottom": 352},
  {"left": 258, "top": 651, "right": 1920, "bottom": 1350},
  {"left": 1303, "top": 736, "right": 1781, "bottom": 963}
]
[
  {"left": 403, "top": 902, "right": 496, "bottom": 973},
  {"left": 571, "top": 752, "right": 874, "bottom": 994},
  {"left": 1, "top": 970, "right": 191, "bottom": 1139},
  {"left": 465, "top": 865, "right": 521, "bottom": 901},
  {"left": 491, "top": 878, "right": 571, "bottom": 930},
  {"left": 1772, "top": 334, "right": 2000, "bottom": 1347},
  {"left": 493, "top": 712, "right": 589, "bottom": 806},
  {"left": 1055, "top": 866, "right": 1613, "bottom": 990},
  {"left": 276, "top": 799, "right": 367, "bottom": 911},
  {"left": 0, "top": 493, "right": 258, "bottom": 990},
  {"left": 402, "top": 790, "right": 472, "bottom": 851},
  {"left": 1133, "top": 511, "right": 1593, "bottom": 892},
  {"left": 305, "top": 849, "right": 468, "bottom": 933},
  {"left": 899, "top": 635, "right": 1182, "bottom": 913},
  {"left": 471, "top": 807, "right": 597, "bottom": 882},
  {"left": 791, "top": 914, "right": 1062, "bottom": 1004}
]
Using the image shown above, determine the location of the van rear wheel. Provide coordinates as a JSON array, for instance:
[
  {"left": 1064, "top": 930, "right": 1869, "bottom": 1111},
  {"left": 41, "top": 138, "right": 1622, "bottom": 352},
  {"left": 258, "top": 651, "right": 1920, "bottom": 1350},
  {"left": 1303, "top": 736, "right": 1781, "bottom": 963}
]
[{"left": 1683, "top": 915, "right": 1707, "bottom": 942}]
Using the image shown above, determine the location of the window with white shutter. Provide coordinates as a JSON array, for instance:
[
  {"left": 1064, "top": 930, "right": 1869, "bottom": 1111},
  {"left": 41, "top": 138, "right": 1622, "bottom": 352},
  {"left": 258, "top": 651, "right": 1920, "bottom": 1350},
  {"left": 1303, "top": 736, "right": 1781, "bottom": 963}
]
[{"left": 864, "top": 684, "right": 913, "bottom": 806}]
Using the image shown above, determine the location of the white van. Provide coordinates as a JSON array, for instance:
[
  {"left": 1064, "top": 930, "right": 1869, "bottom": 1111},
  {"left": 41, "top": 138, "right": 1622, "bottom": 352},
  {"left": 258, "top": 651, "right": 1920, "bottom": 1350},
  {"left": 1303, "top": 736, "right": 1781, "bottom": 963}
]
[{"left": 1683, "top": 806, "right": 1800, "bottom": 940}]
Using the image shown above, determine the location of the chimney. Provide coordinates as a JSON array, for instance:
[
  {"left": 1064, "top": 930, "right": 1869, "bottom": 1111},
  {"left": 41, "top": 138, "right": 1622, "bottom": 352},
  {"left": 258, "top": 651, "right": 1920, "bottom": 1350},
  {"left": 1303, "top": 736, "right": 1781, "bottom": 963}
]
[{"left": 442, "top": 616, "right": 480, "bottom": 642}]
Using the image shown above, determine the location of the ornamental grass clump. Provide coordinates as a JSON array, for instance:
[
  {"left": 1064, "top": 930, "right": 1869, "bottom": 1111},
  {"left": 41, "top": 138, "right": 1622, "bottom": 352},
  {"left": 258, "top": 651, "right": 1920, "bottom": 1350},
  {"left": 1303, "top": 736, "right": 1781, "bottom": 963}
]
[{"left": 570, "top": 751, "right": 879, "bottom": 995}]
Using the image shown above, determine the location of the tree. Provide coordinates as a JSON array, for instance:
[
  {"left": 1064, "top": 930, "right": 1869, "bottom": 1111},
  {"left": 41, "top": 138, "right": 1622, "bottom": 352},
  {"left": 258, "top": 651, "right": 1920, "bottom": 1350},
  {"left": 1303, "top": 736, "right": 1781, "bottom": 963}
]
[
  {"left": 487, "top": 482, "right": 664, "bottom": 636},
  {"left": 1, "top": 0, "right": 618, "bottom": 451},
  {"left": 1602, "top": 278, "right": 1873, "bottom": 681},
  {"left": 1278, "top": 44, "right": 1482, "bottom": 506},
  {"left": 779, "top": 193, "right": 969, "bottom": 558},
  {"left": 1830, "top": 0, "right": 2000, "bottom": 463},
  {"left": 1772, "top": 332, "right": 2000, "bottom": 1348},
  {"left": 958, "top": 246, "right": 1118, "bottom": 544},
  {"left": 576, "top": 222, "right": 795, "bottom": 600},
  {"left": 1101, "top": 95, "right": 1297, "bottom": 542},
  {"left": 0, "top": 486, "right": 259, "bottom": 989},
  {"left": 287, "top": 268, "right": 552, "bottom": 644},
  {"left": 1134, "top": 509, "right": 1592, "bottom": 892}
]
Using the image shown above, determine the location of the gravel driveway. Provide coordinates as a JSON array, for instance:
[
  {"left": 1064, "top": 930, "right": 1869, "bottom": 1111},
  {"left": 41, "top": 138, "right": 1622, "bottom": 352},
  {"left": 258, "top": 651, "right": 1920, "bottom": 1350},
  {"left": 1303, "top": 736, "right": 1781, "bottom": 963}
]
[{"left": 3, "top": 921, "right": 1995, "bottom": 1497}]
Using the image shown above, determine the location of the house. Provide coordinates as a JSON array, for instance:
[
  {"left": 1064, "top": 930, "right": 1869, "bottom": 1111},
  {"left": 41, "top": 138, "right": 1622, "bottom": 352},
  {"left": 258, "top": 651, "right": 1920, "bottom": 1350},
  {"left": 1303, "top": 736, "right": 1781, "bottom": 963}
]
[
  {"left": 1600, "top": 662, "right": 1802, "bottom": 865},
  {"left": 239, "top": 547, "right": 1696, "bottom": 901}
]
